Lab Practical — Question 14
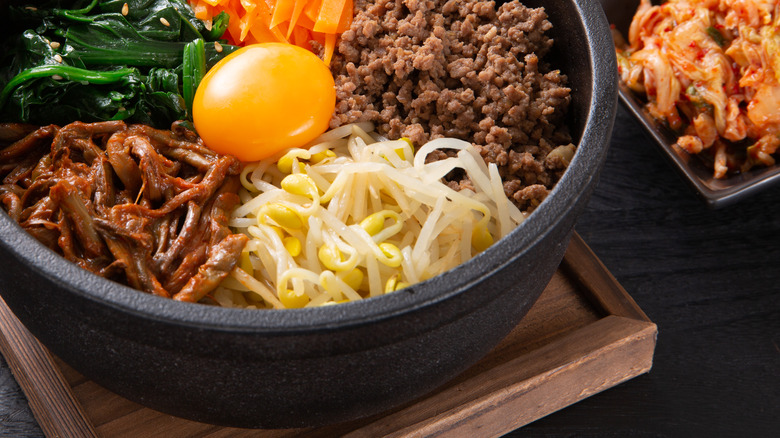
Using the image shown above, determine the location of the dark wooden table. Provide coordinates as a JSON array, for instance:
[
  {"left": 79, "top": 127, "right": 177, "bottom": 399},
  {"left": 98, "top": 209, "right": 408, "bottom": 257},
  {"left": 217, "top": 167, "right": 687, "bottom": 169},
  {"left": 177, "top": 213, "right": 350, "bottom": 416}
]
[{"left": 1, "top": 105, "right": 778, "bottom": 436}]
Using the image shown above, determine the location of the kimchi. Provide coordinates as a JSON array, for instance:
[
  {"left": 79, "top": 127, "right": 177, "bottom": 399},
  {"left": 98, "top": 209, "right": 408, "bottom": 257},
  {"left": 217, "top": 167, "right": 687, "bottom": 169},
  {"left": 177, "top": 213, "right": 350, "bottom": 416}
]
[{"left": 615, "top": 0, "right": 780, "bottom": 178}]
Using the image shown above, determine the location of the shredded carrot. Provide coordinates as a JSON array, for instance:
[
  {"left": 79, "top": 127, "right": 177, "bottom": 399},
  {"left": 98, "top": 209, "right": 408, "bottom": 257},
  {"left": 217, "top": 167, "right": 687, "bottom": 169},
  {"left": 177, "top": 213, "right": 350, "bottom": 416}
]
[
  {"left": 239, "top": 9, "right": 253, "bottom": 41},
  {"left": 191, "top": 3, "right": 211, "bottom": 20},
  {"left": 291, "top": 25, "right": 313, "bottom": 51},
  {"left": 288, "top": 0, "right": 308, "bottom": 38},
  {"left": 270, "top": 0, "right": 295, "bottom": 29},
  {"left": 223, "top": 4, "right": 243, "bottom": 44},
  {"left": 313, "top": 0, "right": 345, "bottom": 34},
  {"left": 295, "top": 11, "right": 316, "bottom": 30},
  {"left": 322, "top": 31, "right": 336, "bottom": 66},
  {"left": 254, "top": 0, "right": 288, "bottom": 42},
  {"left": 302, "top": 0, "right": 323, "bottom": 23},
  {"left": 246, "top": 10, "right": 284, "bottom": 44},
  {"left": 309, "top": 28, "right": 326, "bottom": 46},
  {"left": 239, "top": 0, "right": 257, "bottom": 15},
  {"left": 188, "top": 0, "right": 353, "bottom": 65},
  {"left": 336, "top": 0, "right": 352, "bottom": 33}
]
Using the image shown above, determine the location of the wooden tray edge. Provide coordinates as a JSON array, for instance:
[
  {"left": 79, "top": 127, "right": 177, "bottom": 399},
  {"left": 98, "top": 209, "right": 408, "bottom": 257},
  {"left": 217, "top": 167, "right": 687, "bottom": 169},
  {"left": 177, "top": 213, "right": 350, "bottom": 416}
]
[
  {"left": 346, "top": 316, "right": 657, "bottom": 438},
  {"left": 563, "top": 232, "right": 652, "bottom": 322},
  {"left": 0, "top": 295, "right": 98, "bottom": 438}
]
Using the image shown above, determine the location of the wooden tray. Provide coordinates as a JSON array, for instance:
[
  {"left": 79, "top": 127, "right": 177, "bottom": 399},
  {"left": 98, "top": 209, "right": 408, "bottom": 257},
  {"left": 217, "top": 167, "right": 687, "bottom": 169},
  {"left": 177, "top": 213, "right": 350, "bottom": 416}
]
[{"left": 0, "top": 232, "right": 657, "bottom": 437}]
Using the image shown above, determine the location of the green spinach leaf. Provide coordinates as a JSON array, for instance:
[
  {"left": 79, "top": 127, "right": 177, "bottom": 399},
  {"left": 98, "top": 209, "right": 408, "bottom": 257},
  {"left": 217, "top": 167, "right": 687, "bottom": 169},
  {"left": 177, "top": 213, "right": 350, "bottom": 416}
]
[{"left": 0, "top": 0, "right": 236, "bottom": 128}]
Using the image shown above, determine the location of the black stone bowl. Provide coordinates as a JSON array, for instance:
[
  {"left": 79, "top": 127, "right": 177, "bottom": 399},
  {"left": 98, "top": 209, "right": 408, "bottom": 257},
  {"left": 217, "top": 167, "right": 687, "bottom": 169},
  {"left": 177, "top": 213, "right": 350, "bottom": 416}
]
[{"left": 0, "top": 0, "right": 617, "bottom": 429}]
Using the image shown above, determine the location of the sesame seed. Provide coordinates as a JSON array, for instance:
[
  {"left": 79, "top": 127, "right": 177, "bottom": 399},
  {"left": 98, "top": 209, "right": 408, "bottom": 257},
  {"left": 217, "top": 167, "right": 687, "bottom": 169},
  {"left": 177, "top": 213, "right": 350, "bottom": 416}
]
[
  {"left": 53, "top": 54, "right": 63, "bottom": 63},
  {"left": 50, "top": 41, "right": 61, "bottom": 49},
  {"left": 204, "top": 19, "right": 213, "bottom": 32},
  {"left": 214, "top": 41, "right": 223, "bottom": 53},
  {"left": 160, "top": 17, "right": 170, "bottom": 27},
  {"left": 25, "top": 7, "right": 37, "bottom": 11},
  {"left": 122, "top": 3, "right": 129, "bottom": 16},
  {"left": 52, "top": 75, "right": 63, "bottom": 80}
]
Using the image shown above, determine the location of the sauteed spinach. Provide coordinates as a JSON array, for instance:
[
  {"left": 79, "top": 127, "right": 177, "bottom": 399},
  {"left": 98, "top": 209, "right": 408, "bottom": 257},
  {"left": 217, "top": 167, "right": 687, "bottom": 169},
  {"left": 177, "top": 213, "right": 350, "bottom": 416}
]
[{"left": 0, "top": 0, "right": 235, "bottom": 127}]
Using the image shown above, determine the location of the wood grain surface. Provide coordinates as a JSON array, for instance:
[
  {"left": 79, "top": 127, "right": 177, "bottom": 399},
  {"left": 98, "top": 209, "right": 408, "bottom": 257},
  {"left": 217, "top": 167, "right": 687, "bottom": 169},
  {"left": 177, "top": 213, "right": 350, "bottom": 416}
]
[
  {"left": 0, "top": 298, "right": 95, "bottom": 438},
  {"left": 1, "top": 95, "right": 779, "bottom": 437}
]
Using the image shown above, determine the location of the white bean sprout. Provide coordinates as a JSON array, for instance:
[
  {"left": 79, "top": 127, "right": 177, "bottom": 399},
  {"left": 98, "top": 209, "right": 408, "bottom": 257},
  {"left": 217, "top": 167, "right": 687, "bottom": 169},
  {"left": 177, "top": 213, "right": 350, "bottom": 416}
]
[{"left": 217, "top": 124, "right": 525, "bottom": 309}]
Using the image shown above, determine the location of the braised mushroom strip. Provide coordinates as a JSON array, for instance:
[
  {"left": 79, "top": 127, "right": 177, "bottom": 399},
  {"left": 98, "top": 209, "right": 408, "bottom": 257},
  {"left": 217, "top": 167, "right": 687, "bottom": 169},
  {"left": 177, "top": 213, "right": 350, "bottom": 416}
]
[{"left": 0, "top": 121, "right": 248, "bottom": 302}]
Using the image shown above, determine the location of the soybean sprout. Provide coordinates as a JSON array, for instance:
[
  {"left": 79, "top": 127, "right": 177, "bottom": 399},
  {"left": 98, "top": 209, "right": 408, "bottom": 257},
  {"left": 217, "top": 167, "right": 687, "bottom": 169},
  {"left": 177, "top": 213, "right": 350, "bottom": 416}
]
[{"left": 216, "top": 124, "right": 526, "bottom": 309}]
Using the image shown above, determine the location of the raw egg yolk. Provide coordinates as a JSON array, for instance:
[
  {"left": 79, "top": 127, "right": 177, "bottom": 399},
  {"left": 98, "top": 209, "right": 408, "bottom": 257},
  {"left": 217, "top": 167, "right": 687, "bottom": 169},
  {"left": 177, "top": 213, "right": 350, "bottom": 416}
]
[{"left": 193, "top": 43, "right": 336, "bottom": 162}]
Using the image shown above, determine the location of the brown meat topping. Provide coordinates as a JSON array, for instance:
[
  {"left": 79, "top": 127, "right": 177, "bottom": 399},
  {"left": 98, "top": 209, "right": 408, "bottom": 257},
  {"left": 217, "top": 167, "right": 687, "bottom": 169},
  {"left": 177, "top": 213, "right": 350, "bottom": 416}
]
[
  {"left": 0, "top": 121, "right": 248, "bottom": 302},
  {"left": 328, "top": 0, "right": 574, "bottom": 210}
]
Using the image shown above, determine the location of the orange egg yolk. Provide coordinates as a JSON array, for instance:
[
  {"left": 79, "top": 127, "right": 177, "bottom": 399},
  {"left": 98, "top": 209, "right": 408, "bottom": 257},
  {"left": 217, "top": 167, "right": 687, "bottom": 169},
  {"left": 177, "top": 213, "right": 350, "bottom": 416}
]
[{"left": 193, "top": 43, "right": 336, "bottom": 162}]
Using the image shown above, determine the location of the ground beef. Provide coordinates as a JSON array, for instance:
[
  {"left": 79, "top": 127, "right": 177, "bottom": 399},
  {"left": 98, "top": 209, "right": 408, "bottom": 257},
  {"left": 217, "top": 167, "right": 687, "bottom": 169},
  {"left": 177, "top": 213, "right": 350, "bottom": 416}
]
[{"left": 328, "top": 0, "right": 574, "bottom": 211}]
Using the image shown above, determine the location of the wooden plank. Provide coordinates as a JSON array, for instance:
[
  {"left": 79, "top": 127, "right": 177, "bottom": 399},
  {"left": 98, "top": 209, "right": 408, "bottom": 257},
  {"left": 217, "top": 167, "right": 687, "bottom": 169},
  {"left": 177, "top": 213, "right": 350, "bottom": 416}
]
[
  {"left": 68, "top": 379, "right": 144, "bottom": 428},
  {"left": 562, "top": 232, "right": 652, "bottom": 321},
  {"left": 346, "top": 316, "right": 656, "bottom": 437},
  {"left": 483, "top": 267, "right": 601, "bottom": 362},
  {"left": 0, "top": 296, "right": 98, "bottom": 438},
  {"left": 0, "top": 233, "right": 657, "bottom": 437},
  {"left": 97, "top": 408, "right": 223, "bottom": 438}
]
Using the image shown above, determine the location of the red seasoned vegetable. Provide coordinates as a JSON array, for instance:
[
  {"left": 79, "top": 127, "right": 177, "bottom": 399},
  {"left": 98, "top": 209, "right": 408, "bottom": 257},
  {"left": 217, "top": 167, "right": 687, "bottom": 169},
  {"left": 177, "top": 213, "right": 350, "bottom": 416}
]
[{"left": 0, "top": 121, "right": 248, "bottom": 302}]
